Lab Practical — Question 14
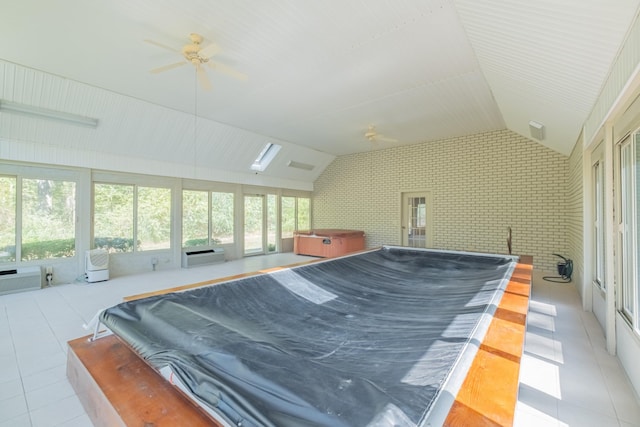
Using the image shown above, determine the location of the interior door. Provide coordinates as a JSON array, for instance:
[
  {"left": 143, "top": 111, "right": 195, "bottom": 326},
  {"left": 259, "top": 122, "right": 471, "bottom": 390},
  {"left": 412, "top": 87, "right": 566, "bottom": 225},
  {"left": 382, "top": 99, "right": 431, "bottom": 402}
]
[{"left": 402, "top": 192, "right": 432, "bottom": 248}]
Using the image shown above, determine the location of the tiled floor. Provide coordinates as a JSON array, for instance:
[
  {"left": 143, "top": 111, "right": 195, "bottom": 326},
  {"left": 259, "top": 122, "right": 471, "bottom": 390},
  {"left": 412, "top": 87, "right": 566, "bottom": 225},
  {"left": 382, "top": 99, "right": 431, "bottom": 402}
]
[
  {"left": 1, "top": 259, "right": 639, "bottom": 426},
  {"left": 515, "top": 272, "right": 640, "bottom": 427}
]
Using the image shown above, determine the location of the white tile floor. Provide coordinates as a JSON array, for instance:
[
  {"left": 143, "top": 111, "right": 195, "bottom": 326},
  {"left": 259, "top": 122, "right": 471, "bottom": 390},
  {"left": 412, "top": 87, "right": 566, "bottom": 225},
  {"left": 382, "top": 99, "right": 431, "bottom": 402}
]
[
  {"left": 515, "top": 272, "right": 640, "bottom": 427},
  {"left": 1, "top": 259, "right": 639, "bottom": 427}
]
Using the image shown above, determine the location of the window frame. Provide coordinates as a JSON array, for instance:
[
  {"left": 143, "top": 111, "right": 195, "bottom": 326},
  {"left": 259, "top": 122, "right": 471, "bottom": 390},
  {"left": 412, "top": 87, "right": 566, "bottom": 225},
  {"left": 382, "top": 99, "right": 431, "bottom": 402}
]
[
  {"left": 281, "top": 195, "right": 312, "bottom": 238},
  {"left": 0, "top": 164, "right": 81, "bottom": 264},
  {"left": 182, "top": 189, "right": 236, "bottom": 248},
  {"left": 92, "top": 172, "right": 174, "bottom": 254},
  {"left": 616, "top": 131, "right": 640, "bottom": 334}
]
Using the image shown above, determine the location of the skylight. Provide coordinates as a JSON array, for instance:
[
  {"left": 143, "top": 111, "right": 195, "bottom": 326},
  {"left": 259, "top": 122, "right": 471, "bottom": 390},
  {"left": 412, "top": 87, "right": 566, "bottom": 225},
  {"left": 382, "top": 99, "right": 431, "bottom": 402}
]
[{"left": 250, "top": 143, "right": 281, "bottom": 172}]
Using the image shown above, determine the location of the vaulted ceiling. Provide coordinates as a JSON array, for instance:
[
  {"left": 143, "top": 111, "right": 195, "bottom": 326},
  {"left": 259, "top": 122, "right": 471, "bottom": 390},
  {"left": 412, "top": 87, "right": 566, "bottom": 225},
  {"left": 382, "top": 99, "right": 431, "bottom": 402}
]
[{"left": 1, "top": 0, "right": 638, "bottom": 187}]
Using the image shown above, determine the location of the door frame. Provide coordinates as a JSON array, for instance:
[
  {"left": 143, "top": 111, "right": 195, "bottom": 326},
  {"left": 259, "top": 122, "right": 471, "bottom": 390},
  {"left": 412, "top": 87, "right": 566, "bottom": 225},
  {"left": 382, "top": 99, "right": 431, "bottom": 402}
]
[{"left": 400, "top": 191, "right": 433, "bottom": 248}]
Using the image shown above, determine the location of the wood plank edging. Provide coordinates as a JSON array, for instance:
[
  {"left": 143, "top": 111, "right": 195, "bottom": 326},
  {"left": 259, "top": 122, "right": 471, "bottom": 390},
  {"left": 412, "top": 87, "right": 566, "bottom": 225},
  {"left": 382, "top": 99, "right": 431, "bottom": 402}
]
[{"left": 444, "top": 255, "right": 532, "bottom": 426}]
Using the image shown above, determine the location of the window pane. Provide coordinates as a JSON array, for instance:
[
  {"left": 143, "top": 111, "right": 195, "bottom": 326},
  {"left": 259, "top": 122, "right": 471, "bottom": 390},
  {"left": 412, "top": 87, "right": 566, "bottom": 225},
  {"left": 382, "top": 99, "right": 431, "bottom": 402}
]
[
  {"left": 297, "top": 197, "right": 310, "bottom": 231},
  {"left": 620, "top": 142, "right": 634, "bottom": 319},
  {"left": 244, "top": 195, "right": 263, "bottom": 254},
  {"left": 267, "top": 194, "right": 277, "bottom": 253},
  {"left": 183, "top": 190, "right": 209, "bottom": 247},
  {"left": 94, "top": 183, "right": 134, "bottom": 253},
  {"left": 281, "top": 196, "right": 295, "bottom": 238},
  {"left": 636, "top": 133, "right": 640, "bottom": 326},
  {"left": 0, "top": 176, "right": 16, "bottom": 262},
  {"left": 138, "top": 187, "right": 171, "bottom": 251},
  {"left": 22, "top": 179, "right": 76, "bottom": 260},
  {"left": 212, "top": 192, "right": 234, "bottom": 244}
]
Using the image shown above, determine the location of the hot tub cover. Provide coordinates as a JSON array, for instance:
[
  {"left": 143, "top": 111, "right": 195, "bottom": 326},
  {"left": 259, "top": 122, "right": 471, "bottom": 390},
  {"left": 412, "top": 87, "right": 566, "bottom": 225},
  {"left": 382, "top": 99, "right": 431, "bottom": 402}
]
[{"left": 100, "top": 246, "right": 517, "bottom": 427}]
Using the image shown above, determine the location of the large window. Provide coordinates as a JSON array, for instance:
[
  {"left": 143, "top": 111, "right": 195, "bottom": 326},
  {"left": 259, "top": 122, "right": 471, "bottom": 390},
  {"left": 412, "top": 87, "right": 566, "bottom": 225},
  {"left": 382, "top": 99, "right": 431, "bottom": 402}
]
[
  {"left": 22, "top": 179, "right": 77, "bottom": 260},
  {"left": 1, "top": 172, "right": 77, "bottom": 263},
  {"left": 617, "top": 132, "right": 640, "bottom": 333},
  {"left": 281, "top": 196, "right": 311, "bottom": 238},
  {"left": 592, "top": 150, "right": 605, "bottom": 289},
  {"left": 183, "top": 190, "right": 209, "bottom": 247},
  {"left": 267, "top": 194, "right": 277, "bottom": 253},
  {"left": 137, "top": 187, "right": 171, "bottom": 250},
  {"left": 212, "top": 192, "right": 235, "bottom": 245},
  {"left": 182, "top": 190, "right": 234, "bottom": 247},
  {"left": 297, "top": 197, "right": 311, "bottom": 231},
  {"left": 94, "top": 183, "right": 171, "bottom": 252},
  {"left": 0, "top": 176, "right": 16, "bottom": 262}
]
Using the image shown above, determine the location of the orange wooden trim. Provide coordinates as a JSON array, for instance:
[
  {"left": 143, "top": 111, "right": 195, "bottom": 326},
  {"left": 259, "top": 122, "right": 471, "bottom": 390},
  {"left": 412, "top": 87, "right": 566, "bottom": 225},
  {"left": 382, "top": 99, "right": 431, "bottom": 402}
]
[
  {"left": 67, "top": 334, "right": 219, "bottom": 427},
  {"left": 444, "top": 255, "right": 532, "bottom": 427}
]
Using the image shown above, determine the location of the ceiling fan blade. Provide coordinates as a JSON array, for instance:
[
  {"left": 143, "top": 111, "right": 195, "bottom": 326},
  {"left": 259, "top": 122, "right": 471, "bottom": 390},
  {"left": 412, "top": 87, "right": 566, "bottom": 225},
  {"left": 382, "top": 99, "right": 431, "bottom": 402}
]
[
  {"left": 144, "top": 39, "right": 181, "bottom": 54},
  {"left": 196, "top": 64, "right": 212, "bottom": 91},
  {"left": 207, "top": 61, "right": 248, "bottom": 80},
  {"left": 150, "top": 61, "right": 188, "bottom": 74},
  {"left": 199, "top": 42, "right": 221, "bottom": 59}
]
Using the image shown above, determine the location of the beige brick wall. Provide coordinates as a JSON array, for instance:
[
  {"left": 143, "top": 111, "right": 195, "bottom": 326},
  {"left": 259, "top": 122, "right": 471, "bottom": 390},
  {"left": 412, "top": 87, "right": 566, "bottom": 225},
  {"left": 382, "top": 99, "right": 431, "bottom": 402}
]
[{"left": 313, "top": 129, "right": 568, "bottom": 271}]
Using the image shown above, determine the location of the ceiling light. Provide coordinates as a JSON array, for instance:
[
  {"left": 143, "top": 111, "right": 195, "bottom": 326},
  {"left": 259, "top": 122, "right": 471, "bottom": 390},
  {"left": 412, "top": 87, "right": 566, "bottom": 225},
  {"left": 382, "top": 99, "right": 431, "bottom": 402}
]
[
  {"left": 287, "top": 160, "right": 314, "bottom": 171},
  {"left": 0, "top": 100, "right": 99, "bottom": 128},
  {"left": 528, "top": 120, "right": 545, "bottom": 140}
]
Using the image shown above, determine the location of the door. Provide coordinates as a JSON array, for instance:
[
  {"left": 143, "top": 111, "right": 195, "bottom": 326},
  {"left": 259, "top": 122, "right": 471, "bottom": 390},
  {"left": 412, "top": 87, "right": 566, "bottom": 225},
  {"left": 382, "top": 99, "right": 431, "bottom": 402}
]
[{"left": 402, "top": 192, "right": 432, "bottom": 248}]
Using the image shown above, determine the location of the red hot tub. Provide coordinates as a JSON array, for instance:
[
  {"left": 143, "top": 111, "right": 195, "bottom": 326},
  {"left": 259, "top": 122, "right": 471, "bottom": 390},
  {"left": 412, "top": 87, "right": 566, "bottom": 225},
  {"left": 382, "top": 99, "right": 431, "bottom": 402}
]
[{"left": 293, "top": 229, "right": 365, "bottom": 257}]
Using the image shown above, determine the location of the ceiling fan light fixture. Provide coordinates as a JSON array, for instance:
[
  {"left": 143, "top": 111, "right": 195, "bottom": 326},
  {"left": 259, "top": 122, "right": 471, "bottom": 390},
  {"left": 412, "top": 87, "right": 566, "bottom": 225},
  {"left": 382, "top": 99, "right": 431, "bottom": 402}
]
[{"left": 146, "top": 33, "right": 243, "bottom": 90}]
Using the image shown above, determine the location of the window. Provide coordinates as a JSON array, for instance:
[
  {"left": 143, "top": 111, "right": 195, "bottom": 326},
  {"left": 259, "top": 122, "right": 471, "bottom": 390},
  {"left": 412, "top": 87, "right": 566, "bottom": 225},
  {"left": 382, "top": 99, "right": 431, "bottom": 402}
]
[
  {"left": 297, "top": 197, "right": 310, "bottom": 231},
  {"left": 211, "top": 192, "right": 234, "bottom": 244},
  {"left": 281, "top": 196, "right": 296, "bottom": 238},
  {"left": 593, "top": 156, "right": 605, "bottom": 289},
  {"left": 1, "top": 170, "right": 78, "bottom": 263},
  {"left": 94, "top": 183, "right": 171, "bottom": 252},
  {"left": 617, "top": 132, "right": 640, "bottom": 333},
  {"left": 182, "top": 190, "right": 234, "bottom": 247},
  {"left": 137, "top": 187, "right": 171, "bottom": 250},
  {"left": 22, "top": 179, "right": 76, "bottom": 260},
  {"left": 94, "top": 183, "right": 135, "bottom": 252},
  {"left": 281, "top": 196, "right": 311, "bottom": 238},
  {"left": 183, "top": 190, "right": 209, "bottom": 247},
  {"left": 0, "top": 176, "right": 17, "bottom": 262},
  {"left": 267, "top": 194, "right": 277, "bottom": 252}
]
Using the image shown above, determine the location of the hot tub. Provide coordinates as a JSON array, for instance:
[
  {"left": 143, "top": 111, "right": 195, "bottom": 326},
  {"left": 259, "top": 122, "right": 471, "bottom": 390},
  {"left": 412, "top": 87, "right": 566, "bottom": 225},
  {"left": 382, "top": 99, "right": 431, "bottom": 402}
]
[{"left": 293, "top": 228, "right": 365, "bottom": 257}]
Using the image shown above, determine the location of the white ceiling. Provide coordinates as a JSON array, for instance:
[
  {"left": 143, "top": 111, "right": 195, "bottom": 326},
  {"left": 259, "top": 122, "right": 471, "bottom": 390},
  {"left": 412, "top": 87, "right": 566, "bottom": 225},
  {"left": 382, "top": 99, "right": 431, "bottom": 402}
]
[{"left": 0, "top": 0, "right": 639, "bottom": 184}]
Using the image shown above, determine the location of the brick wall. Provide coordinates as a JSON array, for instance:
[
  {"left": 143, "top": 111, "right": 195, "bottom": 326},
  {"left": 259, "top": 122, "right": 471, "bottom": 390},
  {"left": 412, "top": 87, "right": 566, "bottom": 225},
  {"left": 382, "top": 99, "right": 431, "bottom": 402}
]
[{"left": 313, "top": 129, "right": 568, "bottom": 271}]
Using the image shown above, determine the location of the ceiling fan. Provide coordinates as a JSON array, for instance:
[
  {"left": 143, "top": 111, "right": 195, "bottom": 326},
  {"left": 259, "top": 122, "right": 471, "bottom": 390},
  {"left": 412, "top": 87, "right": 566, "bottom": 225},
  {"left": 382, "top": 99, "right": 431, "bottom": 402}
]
[
  {"left": 364, "top": 125, "right": 398, "bottom": 144},
  {"left": 145, "top": 33, "right": 247, "bottom": 90}
]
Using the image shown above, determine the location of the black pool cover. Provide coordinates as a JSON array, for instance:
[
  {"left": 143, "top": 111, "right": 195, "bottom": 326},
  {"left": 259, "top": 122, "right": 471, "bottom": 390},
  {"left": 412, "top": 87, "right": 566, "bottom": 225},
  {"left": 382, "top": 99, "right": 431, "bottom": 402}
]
[{"left": 100, "top": 247, "right": 517, "bottom": 427}]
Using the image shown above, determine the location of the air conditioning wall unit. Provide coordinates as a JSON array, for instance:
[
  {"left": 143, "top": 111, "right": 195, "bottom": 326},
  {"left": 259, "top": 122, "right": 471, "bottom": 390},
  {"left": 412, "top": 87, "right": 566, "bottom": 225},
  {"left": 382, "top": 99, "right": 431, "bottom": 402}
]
[
  {"left": 181, "top": 247, "right": 225, "bottom": 268},
  {"left": 86, "top": 249, "right": 109, "bottom": 283},
  {"left": 0, "top": 267, "right": 42, "bottom": 295}
]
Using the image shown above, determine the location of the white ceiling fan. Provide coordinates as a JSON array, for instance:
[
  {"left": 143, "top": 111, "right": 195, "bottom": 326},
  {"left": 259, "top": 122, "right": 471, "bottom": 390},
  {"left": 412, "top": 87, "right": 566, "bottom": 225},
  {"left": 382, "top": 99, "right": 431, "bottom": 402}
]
[
  {"left": 364, "top": 125, "right": 398, "bottom": 144},
  {"left": 145, "top": 33, "right": 247, "bottom": 90}
]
